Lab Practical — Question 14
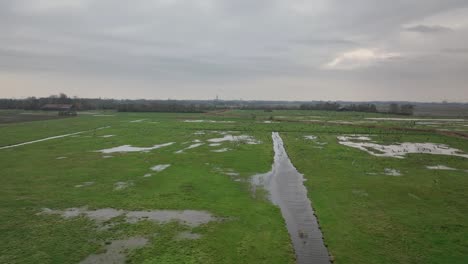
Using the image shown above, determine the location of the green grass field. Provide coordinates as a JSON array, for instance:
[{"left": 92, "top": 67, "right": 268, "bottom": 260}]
[{"left": 1, "top": 110, "right": 467, "bottom": 264}]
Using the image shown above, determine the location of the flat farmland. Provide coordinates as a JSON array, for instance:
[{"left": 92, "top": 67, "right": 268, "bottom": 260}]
[{"left": 1, "top": 110, "right": 467, "bottom": 264}]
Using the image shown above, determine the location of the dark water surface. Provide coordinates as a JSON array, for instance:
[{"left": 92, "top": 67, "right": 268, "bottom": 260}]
[{"left": 253, "top": 132, "right": 330, "bottom": 264}]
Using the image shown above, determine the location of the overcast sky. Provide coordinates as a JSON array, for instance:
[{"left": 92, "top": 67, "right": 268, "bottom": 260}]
[{"left": 1, "top": 0, "right": 468, "bottom": 101}]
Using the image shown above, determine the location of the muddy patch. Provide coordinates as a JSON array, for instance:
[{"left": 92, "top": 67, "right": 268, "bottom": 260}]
[
  {"left": 150, "top": 164, "right": 171, "bottom": 172},
  {"left": 251, "top": 132, "right": 330, "bottom": 264},
  {"left": 338, "top": 135, "right": 468, "bottom": 159},
  {"left": 80, "top": 237, "right": 148, "bottom": 264},
  {"left": 97, "top": 142, "right": 175, "bottom": 154}
]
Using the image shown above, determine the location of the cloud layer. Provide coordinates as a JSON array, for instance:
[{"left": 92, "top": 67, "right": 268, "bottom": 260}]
[{"left": 1, "top": 0, "right": 468, "bottom": 101}]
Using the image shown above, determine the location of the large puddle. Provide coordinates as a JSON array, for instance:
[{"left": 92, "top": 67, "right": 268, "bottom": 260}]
[
  {"left": 39, "top": 207, "right": 216, "bottom": 227},
  {"left": 97, "top": 142, "right": 175, "bottom": 154},
  {"left": 207, "top": 135, "right": 261, "bottom": 145},
  {"left": 252, "top": 132, "right": 330, "bottom": 264},
  {"left": 337, "top": 135, "right": 468, "bottom": 159}
]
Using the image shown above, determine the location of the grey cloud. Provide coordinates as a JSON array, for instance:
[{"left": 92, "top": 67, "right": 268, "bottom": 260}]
[
  {"left": 1, "top": 0, "right": 468, "bottom": 101},
  {"left": 405, "top": 24, "right": 452, "bottom": 33}
]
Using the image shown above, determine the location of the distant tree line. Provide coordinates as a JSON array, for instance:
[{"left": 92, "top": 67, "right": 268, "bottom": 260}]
[
  {"left": 0, "top": 94, "right": 117, "bottom": 110},
  {"left": 299, "top": 102, "right": 379, "bottom": 113},
  {"left": 0, "top": 94, "right": 216, "bottom": 113},
  {"left": 300, "top": 102, "right": 342, "bottom": 111},
  {"left": 0, "top": 94, "right": 414, "bottom": 115},
  {"left": 388, "top": 103, "right": 414, "bottom": 115},
  {"left": 117, "top": 101, "right": 216, "bottom": 113}
]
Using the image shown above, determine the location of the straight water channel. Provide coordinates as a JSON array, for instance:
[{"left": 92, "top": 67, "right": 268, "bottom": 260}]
[{"left": 253, "top": 132, "right": 330, "bottom": 264}]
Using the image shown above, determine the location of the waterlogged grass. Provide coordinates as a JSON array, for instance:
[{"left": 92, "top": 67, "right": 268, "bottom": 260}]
[
  {"left": 283, "top": 132, "right": 468, "bottom": 264},
  {"left": 0, "top": 112, "right": 293, "bottom": 264},
  {"left": 1, "top": 110, "right": 467, "bottom": 263}
]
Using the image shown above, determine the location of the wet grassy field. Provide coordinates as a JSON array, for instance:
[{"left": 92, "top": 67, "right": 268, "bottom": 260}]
[{"left": 1, "top": 110, "right": 467, "bottom": 264}]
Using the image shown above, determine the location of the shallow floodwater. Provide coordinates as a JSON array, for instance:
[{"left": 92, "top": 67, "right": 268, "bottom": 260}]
[
  {"left": 208, "top": 135, "right": 261, "bottom": 145},
  {"left": 252, "top": 132, "right": 330, "bottom": 264},
  {"left": 338, "top": 135, "right": 468, "bottom": 159},
  {"left": 426, "top": 165, "right": 457, "bottom": 170},
  {"left": 97, "top": 142, "right": 175, "bottom": 154},
  {"left": 39, "top": 207, "right": 216, "bottom": 227},
  {"left": 151, "top": 164, "right": 171, "bottom": 172}
]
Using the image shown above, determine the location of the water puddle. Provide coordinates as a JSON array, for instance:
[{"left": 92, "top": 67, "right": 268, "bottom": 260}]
[
  {"left": 251, "top": 132, "right": 330, "bottom": 264},
  {"left": 211, "top": 148, "right": 230, "bottom": 153},
  {"left": 209, "top": 143, "right": 222, "bottom": 147},
  {"left": 338, "top": 135, "right": 468, "bottom": 159},
  {"left": 114, "top": 181, "right": 133, "bottom": 191},
  {"left": 80, "top": 237, "right": 148, "bottom": 264},
  {"left": 384, "top": 168, "right": 402, "bottom": 176},
  {"left": 75, "top": 181, "right": 95, "bottom": 188},
  {"left": 207, "top": 135, "right": 261, "bottom": 145},
  {"left": 262, "top": 121, "right": 279, "bottom": 123},
  {"left": 97, "top": 142, "right": 175, "bottom": 154},
  {"left": 130, "top": 119, "right": 146, "bottom": 123},
  {"left": 304, "top": 135, "right": 317, "bottom": 140},
  {"left": 426, "top": 165, "right": 457, "bottom": 170},
  {"left": 39, "top": 207, "right": 216, "bottom": 228},
  {"left": 56, "top": 156, "right": 68, "bottom": 160},
  {"left": 100, "top": 135, "right": 115, "bottom": 138},
  {"left": 175, "top": 143, "right": 203, "bottom": 154},
  {"left": 150, "top": 164, "right": 171, "bottom": 172},
  {"left": 183, "top": 120, "right": 235, "bottom": 123},
  {"left": 366, "top": 118, "right": 466, "bottom": 122}
]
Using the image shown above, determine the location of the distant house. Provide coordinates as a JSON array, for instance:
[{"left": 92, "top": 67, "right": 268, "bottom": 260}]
[
  {"left": 41, "top": 104, "right": 77, "bottom": 116},
  {"left": 337, "top": 106, "right": 350, "bottom": 112}
]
